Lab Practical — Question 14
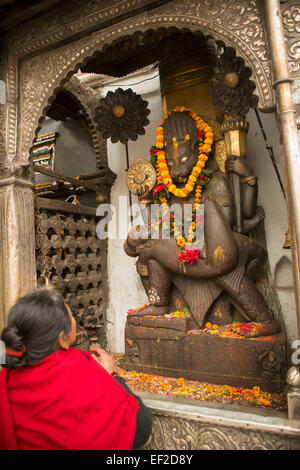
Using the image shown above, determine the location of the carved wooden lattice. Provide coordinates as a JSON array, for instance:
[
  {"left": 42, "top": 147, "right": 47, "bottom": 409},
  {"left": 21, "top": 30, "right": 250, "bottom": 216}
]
[{"left": 35, "top": 198, "right": 107, "bottom": 349}]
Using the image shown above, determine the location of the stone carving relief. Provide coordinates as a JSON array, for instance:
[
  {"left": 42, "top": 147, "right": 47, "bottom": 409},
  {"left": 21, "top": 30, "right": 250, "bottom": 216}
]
[
  {"left": 126, "top": 339, "right": 140, "bottom": 364},
  {"left": 2, "top": 0, "right": 274, "bottom": 168},
  {"left": 6, "top": 0, "right": 164, "bottom": 57},
  {"left": 4, "top": 56, "right": 17, "bottom": 164},
  {"left": 158, "top": 0, "right": 272, "bottom": 102},
  {"left": 257, "top": 350, "right": 283, "bottom": 381},
  {"left": 0, "top": 180, "right": 36, "bottom": 330},
  {"left": 0, "top": 57, "right": 7, "bottom": 166},
  {"left": 19, "top": 38, "right": 92, "bottom": 162},
  {"left": 63, "top": 76, "right": 108, "bottom": 169},
  {"left": 170, "top": 0, "right": 269, "bottom": 61},
  {"left": 281, "top": 1, "right": 300, "bottom": 78},
  {"left": 145, "top": 413, "right": 300, "bottom": 450},
  {"left": 0, "top": 104, "right": 5, "bottom": 166}
]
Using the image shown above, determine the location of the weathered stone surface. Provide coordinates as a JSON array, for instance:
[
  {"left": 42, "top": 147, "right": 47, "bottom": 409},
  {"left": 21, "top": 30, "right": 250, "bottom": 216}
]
[
  {"left": 0, "top": 177, "right": 36, "bottom": 330},
  {"left": 140, "top": 394, "right": 300, "bottom": 449},
  {"left": 125, "top": 315, "right": 287, "bottom": 392}
]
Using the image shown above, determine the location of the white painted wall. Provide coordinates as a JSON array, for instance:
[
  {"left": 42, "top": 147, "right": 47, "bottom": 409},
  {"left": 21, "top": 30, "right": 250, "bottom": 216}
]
[
  {"left": 247, "top": 108, "right": 297, "bottom": 344},
  {"left": 99, "top": 69, "right": 162, "bottom": 353}
]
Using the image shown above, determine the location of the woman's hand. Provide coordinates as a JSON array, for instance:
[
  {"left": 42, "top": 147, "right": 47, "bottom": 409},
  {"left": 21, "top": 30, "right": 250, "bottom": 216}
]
[{"left": 90, "top": 347, "right": 115, "bottom": 374}]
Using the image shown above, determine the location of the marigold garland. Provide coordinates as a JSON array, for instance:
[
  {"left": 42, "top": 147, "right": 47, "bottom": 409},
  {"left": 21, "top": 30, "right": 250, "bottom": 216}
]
[
  {"left": 155, "top": 106, "right": 213, "bottom": 199},
  {"left": 116, "top": 367, "right": 285, "bottom": 409},
  {"left": 151, "top": 106, "right": 214, "bottom": 262}
]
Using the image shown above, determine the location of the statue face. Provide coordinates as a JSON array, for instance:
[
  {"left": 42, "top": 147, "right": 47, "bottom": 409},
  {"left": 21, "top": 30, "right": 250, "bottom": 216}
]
[{"left": 165, "top": 138, "right": 198, "bottom": 183}]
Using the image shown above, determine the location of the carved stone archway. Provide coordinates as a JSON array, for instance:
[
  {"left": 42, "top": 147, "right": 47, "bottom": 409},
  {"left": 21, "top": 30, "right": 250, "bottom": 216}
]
[
  {"left": 2, "top": 1, "right": 300, "bottom": 448},
  {"left": 8, "top": 0, "right": 274, "bottom": 168},
  {"left": 0, "top": 0, "right": 276, "bottom": 326},
  {"left": 60, "top": 76, "right": 108, "bottom": 170}
]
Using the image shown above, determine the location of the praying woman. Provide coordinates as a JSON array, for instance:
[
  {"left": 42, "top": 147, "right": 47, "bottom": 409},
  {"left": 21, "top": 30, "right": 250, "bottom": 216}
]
[{"left": 0, "top": 288, "right": 152, "bottom": 450}]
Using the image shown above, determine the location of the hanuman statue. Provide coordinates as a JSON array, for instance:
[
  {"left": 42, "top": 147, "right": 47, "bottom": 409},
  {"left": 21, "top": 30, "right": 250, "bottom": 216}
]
[{"left": 124, "top": 106, "right": 281, "bottom": 338}]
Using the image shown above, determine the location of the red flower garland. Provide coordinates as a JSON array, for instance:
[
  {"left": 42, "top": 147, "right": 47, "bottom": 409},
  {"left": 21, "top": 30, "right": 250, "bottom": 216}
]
[{"left": 178, "top": 249, "right": 200, "bottom": 264}]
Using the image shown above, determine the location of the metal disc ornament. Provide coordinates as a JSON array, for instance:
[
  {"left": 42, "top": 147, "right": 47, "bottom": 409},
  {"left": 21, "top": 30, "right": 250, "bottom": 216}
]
[{"left": 126, "top": 158, "right": 156, "bottom": 195}]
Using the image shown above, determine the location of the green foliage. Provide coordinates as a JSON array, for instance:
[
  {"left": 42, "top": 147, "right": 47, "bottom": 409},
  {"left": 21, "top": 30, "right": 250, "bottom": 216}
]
[
  {"left": 203, "top": 168, "right": 213, "bottom": 176},
  {"left": 150, "top": 147, "right": 158, "bottom": 169},
  {"left": 196, "top": 168, "right": 213, "bottom": 187},
  {"left": 183, "top": 308, "right": 191, "bottom": 317}
]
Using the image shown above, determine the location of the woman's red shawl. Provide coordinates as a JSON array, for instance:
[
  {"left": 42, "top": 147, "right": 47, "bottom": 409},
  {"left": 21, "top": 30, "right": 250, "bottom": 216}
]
[{"left": 0, "top": 348, "right": 138, "bottom": 450}]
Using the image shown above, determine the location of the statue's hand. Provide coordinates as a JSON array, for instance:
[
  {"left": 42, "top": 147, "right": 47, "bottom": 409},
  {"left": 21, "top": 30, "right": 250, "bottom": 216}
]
[
  {"left": 243, "top": 206, "right": 265, "bottom": 232},
  {"left": 225, "top": 156, "right": 253, "bottom": 178},
  {"left": 138, "top": 188, "right": 153, "bottom": 200}
]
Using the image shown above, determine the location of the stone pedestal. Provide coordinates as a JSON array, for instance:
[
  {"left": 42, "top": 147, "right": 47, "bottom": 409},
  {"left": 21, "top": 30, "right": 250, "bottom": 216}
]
[{"left": 125, "top": 315, "right": 287, "bottom": 393}]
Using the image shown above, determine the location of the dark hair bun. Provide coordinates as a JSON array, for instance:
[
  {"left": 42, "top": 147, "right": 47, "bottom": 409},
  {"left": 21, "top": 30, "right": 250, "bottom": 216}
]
[
  {"left": 1, "top": 288, "right": 71, "bottom": 369},
  {"left": 1, "top": 325, "right": 27, "bottom": 369}
]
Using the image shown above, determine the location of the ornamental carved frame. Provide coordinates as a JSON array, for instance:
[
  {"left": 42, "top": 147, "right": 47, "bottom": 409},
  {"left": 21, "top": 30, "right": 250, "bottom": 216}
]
[
  {"left": 281, "top": 0, "right": 300, "bottom": 80},
  {"left": 62, "top": 76, "right": 108, "bottom": 170},
  {"left": 145, "top": 410, "right": 300, "bottom": 450},
  {"left": 1, "top": 0, "right": 277, "bottom": 171}
]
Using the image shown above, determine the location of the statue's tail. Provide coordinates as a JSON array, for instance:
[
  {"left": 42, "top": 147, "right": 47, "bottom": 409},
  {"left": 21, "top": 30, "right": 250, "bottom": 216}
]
[{"left": 172, "top": 275, "right": 222, "bottom": 329}]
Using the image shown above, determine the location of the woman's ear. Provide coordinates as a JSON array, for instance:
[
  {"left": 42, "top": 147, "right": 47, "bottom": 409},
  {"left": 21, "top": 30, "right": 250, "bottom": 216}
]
[{"left": 57, "top": 330, "right": 70, "bottom": 350}]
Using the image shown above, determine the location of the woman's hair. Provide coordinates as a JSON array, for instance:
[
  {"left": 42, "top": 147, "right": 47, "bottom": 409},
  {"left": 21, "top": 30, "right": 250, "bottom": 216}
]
[{"left": 1, "top": 288, "right": 71, "bottom": 369}]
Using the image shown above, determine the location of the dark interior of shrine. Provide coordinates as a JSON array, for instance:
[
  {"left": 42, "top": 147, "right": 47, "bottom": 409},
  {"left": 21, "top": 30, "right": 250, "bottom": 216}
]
[{"left": 46, "top": 29, "right": 216, "bottom": 120}]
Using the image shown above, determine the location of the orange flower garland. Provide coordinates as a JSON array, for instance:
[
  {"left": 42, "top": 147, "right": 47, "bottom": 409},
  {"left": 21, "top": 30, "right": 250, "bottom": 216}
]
[
  {"left": 153, "top": 106, "right": 213, "bottom": 256},
  {"left": 155, "top": 106, "right": 213, "bottom": 199}
]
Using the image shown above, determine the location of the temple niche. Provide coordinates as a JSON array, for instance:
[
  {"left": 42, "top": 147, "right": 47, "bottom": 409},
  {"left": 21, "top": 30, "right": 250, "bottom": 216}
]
[
  {"left": 78, "top": 31, "right": 291, "bottom": 393},
  {"left": 1, "top": 0, "right": 300, "bottom": 451},
  {"left": 27, "top": 24, "right": 296, "bottom": 398},
  {"left": 118, "top": 37, "right": 288, "bottom": 392}
]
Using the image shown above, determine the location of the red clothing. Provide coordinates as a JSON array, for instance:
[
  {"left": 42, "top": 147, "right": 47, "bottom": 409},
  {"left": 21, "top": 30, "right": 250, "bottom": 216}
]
[{"left": 0, "top": 348, "right": 138, "bottom": 450}]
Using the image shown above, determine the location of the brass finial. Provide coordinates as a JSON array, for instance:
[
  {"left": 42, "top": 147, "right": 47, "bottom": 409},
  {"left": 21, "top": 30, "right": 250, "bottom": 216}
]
[
  {"left": 283, "top": 229, "right": 291, "bottom": 249},
  {"left": 112, "top": 105, "right": 125, "bottom": 118},
  {"left": 286, "top": 366, "right": 300, "bottom": 388},
  {"left": 224, "top": 72, "right": 239, "bottom": 89}
]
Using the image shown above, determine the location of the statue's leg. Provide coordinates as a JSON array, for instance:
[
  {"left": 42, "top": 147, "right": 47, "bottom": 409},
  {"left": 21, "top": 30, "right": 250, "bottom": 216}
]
[
  {"left": 130, "top": 259, "right": 171, "bottom": 316},
  {"left": 138, "top": 269, "right": 150, "bottom": 297},
  {"left": 205, "top": 292, "right": 233, "bottom": 326},
  {"left": 127, "top": 199, "right": 240, "bottom": 319},
  {"left": 215, "top": 274, "right": 281, "bottom": 337},
  {"left": 137, "top": 199, "right": 239, "bottom": 279},
  {"left": 204, "top": 238, "right": 267, "bottom": 327},
  {"left": 244, "top": 240, "right": 267, "bottom": 283}
]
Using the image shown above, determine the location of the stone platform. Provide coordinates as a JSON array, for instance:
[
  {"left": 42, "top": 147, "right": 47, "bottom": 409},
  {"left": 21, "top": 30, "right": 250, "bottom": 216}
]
[
  {"left": 124, "top": 315, "right": 287, "bottom": 393},
  {"left": 138, "top": 392, "right": 300, "bottom": 450}
]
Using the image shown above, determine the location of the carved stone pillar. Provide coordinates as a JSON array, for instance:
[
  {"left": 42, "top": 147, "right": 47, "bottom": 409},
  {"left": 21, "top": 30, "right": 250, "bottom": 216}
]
[
  {"left": 286, "top": 366, "right": 300, "bottom": 420},
  {"left": 281, "top": 0, "right": 300, "bottom": 141},
  {"left": 265, "top": 0, "right": 300, "bottom": 335},
  {"left": 0, "top": 172, "right": 36, "bottom": 330}
]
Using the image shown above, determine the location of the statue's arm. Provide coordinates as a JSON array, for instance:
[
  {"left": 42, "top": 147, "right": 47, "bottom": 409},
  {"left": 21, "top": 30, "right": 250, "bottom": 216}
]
[
  {"left": 218, "top": 205, "right": 235, "bottom": 228},
  {"left": 138, "top": 190, "right": 153, "bottom": 225},
  {"left": 205, "top": 173, "right": 235, "bottom": 228},
  {"left": 225, "top": 156, "right": 258, "bottom": 219},
  {"left": 241, "top": 177, "right": 258, "bottom": 219}
]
